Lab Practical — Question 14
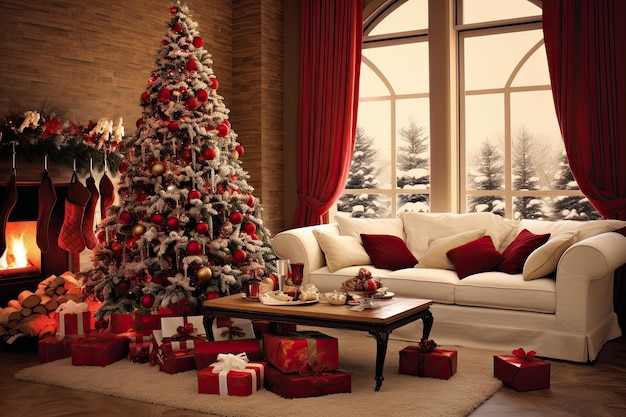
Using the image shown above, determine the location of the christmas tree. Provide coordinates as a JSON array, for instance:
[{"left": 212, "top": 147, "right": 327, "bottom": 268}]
[{"left": 82, "top": 3, "right": 278, "bottom": 321}]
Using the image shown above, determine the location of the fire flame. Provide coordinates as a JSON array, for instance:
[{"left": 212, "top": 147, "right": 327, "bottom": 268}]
[{"left": 0, "top": 233, "right": 29, "bottom": 270}]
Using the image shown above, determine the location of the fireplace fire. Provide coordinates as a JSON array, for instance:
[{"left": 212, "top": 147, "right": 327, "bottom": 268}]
[{"left": 0, "top": 221, "right": 40, "bottom": 276}]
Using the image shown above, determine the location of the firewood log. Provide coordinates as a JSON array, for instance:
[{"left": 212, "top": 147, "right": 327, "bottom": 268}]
[
  {"left": 0, "top": 307, "right": 21, "bottom": 324},
  {"left": 55, "top": 295, "right": 68, "bottom": 305},
  {"left": 18, "top": 290, "right": 41, "bottom": 309},
  {"left": 55, "top": 286, "right": 67, "bottom": 296},
  {"left": 40, "top": 295, "right": 59, "bottom": 312},
  {"left": 7, "top": 300, "right": 22, "bottom": 311},
  {"left": 20, "top": 307, "right": 32, "bottom": 317},
  {"left": 45, "top": 287, "right": 56, "bottom": 297},
  {"left": 65, "top": 287, "right": 83, "bottom": 303},
  {"left": 32, "top": 305, "right": 48, "bottom": 315}
]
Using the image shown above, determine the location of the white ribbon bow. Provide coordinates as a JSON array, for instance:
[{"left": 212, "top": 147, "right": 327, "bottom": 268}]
[{"left": 211, "top": 352, "right": 249, "bottom": 373}]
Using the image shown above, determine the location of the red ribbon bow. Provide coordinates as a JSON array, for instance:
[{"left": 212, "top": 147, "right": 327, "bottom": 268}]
[
  {"left": 299, "top": 361, "right": 328, "bottom": 377},
  {"left": 171, "top": 323, "right": 195, "bottom": 340},
  {"left": 417, "top": 339, "right": 438, "bottom": 353},
  {"left": 512, "top": 347, "right": 537, "bottom": 361},
  {"left": 221, "top": 325, "right": 246, "bottom": 340}
]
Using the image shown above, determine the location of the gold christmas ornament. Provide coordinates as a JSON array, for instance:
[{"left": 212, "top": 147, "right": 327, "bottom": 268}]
[
  {"left": 151, "top": 161, "right": 166, "bottom": 176},
  {"left": 230, "top": 149, "right": 239, "bottom": 161},
  {"left": 196, "top": 266, "right": 212, "bottom": 281},
  {"left": 132, "top": 223, "right": 146, "bottom": 237}
]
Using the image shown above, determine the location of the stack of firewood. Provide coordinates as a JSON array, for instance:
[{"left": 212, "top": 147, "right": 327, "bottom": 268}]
[{"left": 0, "top": 271, "right": 83, "bottom": 343}]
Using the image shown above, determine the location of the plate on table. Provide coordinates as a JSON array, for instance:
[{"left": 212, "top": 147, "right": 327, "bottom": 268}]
[
  {"left": 259, "top": 292, "right": 319, "bottom": 306},
  {"left": 373, "top": 291, "right": 395, "bottom": 299}
]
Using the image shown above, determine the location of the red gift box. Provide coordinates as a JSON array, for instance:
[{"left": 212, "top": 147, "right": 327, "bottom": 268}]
[
  {"left": 263, "top": 331, "right": 339, "bottom": 374},
  {"left": 194, "top": 338, "right": 262, "bottom": 370},
  {"left": 129, "top": 341, "right": 151, "bottom": 363},
  {"left": 71, "top": 335, "right": 128, "bottom": 367},
  {"left": 399, "top": 345, "right": 457, "bottom": 380},
  {"left": 161, "top": 338, "right": 202, "bottom": 353},
  {"left": 494, "top": 349, "right": 550, "bottom": 392},
  {"left": 211, "top": 316, "right": 255, "bottom": 341},
  {"left": 159, "top": 350, "right": 197, "bottom": 374},
  {"left": 55, "top": 301, "right": 91, "bottom": 339},
  {"left": 38, "top": 335, "right": 75, "bottom": 363},
  {"left": 134, "top": 311, "right": 172, "bottom": 332},
  {"left": 109, "top": 313, "right": 135, "bottom": 333},
  {"left": 198, "top": 358, "right": 265, "bottom": 396},
  {"left": 264, "top": 364, "right": 351, "bottom": 398}
]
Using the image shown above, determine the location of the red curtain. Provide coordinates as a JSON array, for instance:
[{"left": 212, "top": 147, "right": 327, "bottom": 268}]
[
  {"left": 543, "top": 1, "right": 626, "bottom": 329},
  {"left": 294, "top": 0, "right": 363, "bottom": 227}
]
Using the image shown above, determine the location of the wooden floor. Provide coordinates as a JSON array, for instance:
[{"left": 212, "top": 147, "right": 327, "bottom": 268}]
[{"left": 0, "top": 336, "right": 625, "bottom": 417}]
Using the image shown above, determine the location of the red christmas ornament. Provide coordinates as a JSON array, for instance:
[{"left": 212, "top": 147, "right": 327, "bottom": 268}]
[
  {"left": 168, "top": 121, "right": 180, "bottom": 132},
  {"left": 196, "top": 89, "right": 208, "bottom": 102},
  {"left": 173, "top": 23, "right": 183, "bottom": 33},
  {"left": 246, "top": 194, "right": 255, "bottom": 208},
  {"left": 186, "top": 97, "right": 198, "bottom": 110},
  {"left": 192, "top": 36, "right": 204, "bottom": 48},
  {"left": 140, "top": 294, "right": 155, "bottom": 309},
  {"left": 126, "top": 236, "right": 139, "bottom": 249},
  {"left": 229, "top": 211, "right": 243, "bottom": 225},
  {"left": 206, "top": 291, "right": 220, "bottom": 300},
  {"left": 166, "top": 216, "right": 179, "bottom": 229},
  {"left": 186, "top": 58, "right": 197, "bottom": 71},
  {"left": 243, "top": 222, "right": 256, "bottom": 235},
  {"left": 158, "top": 88, "right": 171, "bottom": 102},
  {"left": 136, "top": 118, "right": 145, "bottom": 128},
  {"left": 117, "top": 281, "right": 129, "bottom": 294},
  {"left": 217, "top": 123, "right": 229, "bottom": 137},
  {"left": 182, "top": 149, "right": 192, "bottom": 162},
  {"left": 189, "top": 189, "right": 201, "bottom": 200},
  {"left": 111, "top": 242, "right": 123, "bottom": 253},
  {"left": 162, "top": 39, "right": 169, "bottom": 46},
  {"left": 233, "top": 249, "right": 247, "bottom": 264},
  {"left": 202, "top": 147, "right": 216, "bottom": 160},
  {"left": 169, "top": 6, "right": 178, "bottom": 14},
  {"left": 143, "top": 273, "right": 152, "bottom": 283},
  {"left": 118, "top": 162, "right": 129, "bottom": 173},
  {"left": 250, "top": 233, "right": 259, "bottom": 241},
  {"left": 94, "top": 318, "right": 107, "bottom": 330},
  {"left": 150, "top": 212, "right": 164, "bottom": 225},
  {"left": 235, "top": 145, "right": 244, "bottom": 156},
  {"left": 223, "top": 119, "right": 231, "bottom": 128},
  {"left": 195, "top": 222, "right": 209, "bottom": 234},
  {"left": 119, "top": 210, "right": 133, "bottom": 225},
  {"left": 141, "top": 91, "right": 150, "bottom": 104},
  {"left": 152, "top": 271, "right": 169, "bottom": 286},
  {"left": 97, "top": 230, "right": 106, "bottom": 244},
  {"left": 186, "top": 240, "right": 202, "bottom": 256},
  {"left": 210, "top": 77, "right": 219, "bottom": 90}
]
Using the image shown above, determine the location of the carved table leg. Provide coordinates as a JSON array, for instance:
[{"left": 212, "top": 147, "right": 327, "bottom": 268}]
[
  {"left": 421, "top": 308, "right": 434, "bottom": 340},
  {"left": 369, "top": 329, "right": 391, "bottom": 391}
]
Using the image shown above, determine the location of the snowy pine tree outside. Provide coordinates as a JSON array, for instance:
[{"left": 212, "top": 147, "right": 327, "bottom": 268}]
[{"left": 81, "top": 4, "right": 277, "bottom": 320}]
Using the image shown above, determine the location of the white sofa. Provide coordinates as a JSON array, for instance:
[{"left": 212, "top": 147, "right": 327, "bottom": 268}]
[{"left": 272, "top": 212, "right": 626, "bottom": 362}]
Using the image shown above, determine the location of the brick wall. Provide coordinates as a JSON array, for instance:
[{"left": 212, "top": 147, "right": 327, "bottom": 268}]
[{"left": 0, "top": 0, "right": 285, "bottom": 233}]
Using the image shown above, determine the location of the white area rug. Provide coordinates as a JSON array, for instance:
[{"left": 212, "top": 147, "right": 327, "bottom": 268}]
[{"left": 15, "top": 328, "right": 502, "bottom": 417}]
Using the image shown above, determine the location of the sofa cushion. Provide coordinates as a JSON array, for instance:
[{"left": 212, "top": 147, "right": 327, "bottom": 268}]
[
  {"left": 334, "top": 215, "right": 404, "bottom": 242},
  {"left": 523, "top": 230, "right": 579, "bottom": 280},
  {"left": 446, "top": 236, "right": 504, "bottom": 279},
  {"left": 455, "top": 272, "right": 556, "bottom": 313},
  {"left": 516, "top": 218, "right": 626, "bottom": 242},
  {"left": 360, "top": 234, "right": 418, "bottom": 270},
  {"left": 384, "top": 268, "right": 459, "bottom": 304},
  {"left": 312, "top": 229, "right": 371, "bottom": 273},
  {"left": 416, "top": 229, "right": 486, "bottom": 270},
  {"left": 498, "top": 229, "right": 550, "bottom": 274},
  {"left": 401, "top": 212, "right": 518, "bottom": 259}
]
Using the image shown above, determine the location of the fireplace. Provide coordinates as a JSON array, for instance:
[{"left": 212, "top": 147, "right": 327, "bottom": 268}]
[{"left": 0, "top": 182, "right": 76, "bottom": 305}]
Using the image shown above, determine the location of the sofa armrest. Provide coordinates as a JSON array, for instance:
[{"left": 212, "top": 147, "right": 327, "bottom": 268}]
[
  {"left": 555, "top": 232, "right": 626, "bottom": 333},
  {"left": 272, "top": 224, "right": 340, "bottom": 282}
]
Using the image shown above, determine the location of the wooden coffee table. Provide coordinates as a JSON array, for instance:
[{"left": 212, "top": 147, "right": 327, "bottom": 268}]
[{"left": 202, "top": 294, "right": 433, "bottom": 391}]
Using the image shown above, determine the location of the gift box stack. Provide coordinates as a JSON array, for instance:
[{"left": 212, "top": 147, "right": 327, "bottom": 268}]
[
  {"left": 262, "top": 330, "right": 351, "bottom": 398},
  {"left": 38, "top": 300, "right": 93, "bottom": 363},
  {"left": 150, "top": 315, "right": 206, "bottom": 374},
  {"left": 494, "top": 348, "right": 550, "bottom": 391},
  {"left": 399, "top": 339, "right": 457, "bottom": 380}
]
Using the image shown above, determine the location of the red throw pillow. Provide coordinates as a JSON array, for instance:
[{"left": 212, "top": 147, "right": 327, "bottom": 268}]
[
  {"left": 497, "top": 229, "right": 550, "bottom": 274},
  {"left": 360, "top": 234, "right": 418, "bottom": 270},
  {"left": 446, "top": 236, "right": 504, "bottom": 279}
]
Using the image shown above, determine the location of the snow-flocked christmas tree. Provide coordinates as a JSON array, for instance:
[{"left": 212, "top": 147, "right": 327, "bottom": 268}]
[{"left": 81, "top": 3, "right": 278, "bottom": 321}]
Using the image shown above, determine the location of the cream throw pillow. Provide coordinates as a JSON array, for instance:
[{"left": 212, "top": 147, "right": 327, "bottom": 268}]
[
  {"left": 416, "top": 229, "right": 486, "bottom": 270},
  {"left": 334, "top": 215, "right": 404, "bottom": 242},
  {"left": 523, "top": 231, "right": 579, "bottom": 280},
  {"left": 312, "top": 229, "right": 372, "bottom": 273}
]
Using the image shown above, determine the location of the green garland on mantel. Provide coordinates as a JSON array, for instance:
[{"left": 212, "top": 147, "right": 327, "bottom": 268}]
[{"left": 0, "top": 109, "right": 125, "bottom": 177}]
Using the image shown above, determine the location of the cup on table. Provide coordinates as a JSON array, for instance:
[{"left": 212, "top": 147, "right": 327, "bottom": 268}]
[{"left": 276, "top": 259, "right": 290, "bottom": 291}]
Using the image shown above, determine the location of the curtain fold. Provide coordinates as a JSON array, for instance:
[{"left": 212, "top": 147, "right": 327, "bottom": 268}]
[
  {"left": 543, "top": 0, "right": 626, "bottom": 329},
  {"left": 294, "top": 0, "right": 363, "bottom": 227}
]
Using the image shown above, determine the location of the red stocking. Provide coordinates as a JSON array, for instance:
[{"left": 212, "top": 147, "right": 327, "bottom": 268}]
[
  {"left": 82, "top": 176, "right": 99, "bottom": 250},
  {"left": 0, "top": 174, "right": 18, "bottom": 257},
  {"left": 36, "top": 171, "right": 57, "bottom": 253},
  {"left": 58, "top": 174, "right": 91, "bottom": 253},
  {"left": 99, "top": 172, "right": 115, "bottom": 217}
]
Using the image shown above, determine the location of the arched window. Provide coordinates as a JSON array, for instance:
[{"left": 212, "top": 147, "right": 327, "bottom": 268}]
[{"left": 336, "top": 0, "right": 599, "bottom": 221}]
